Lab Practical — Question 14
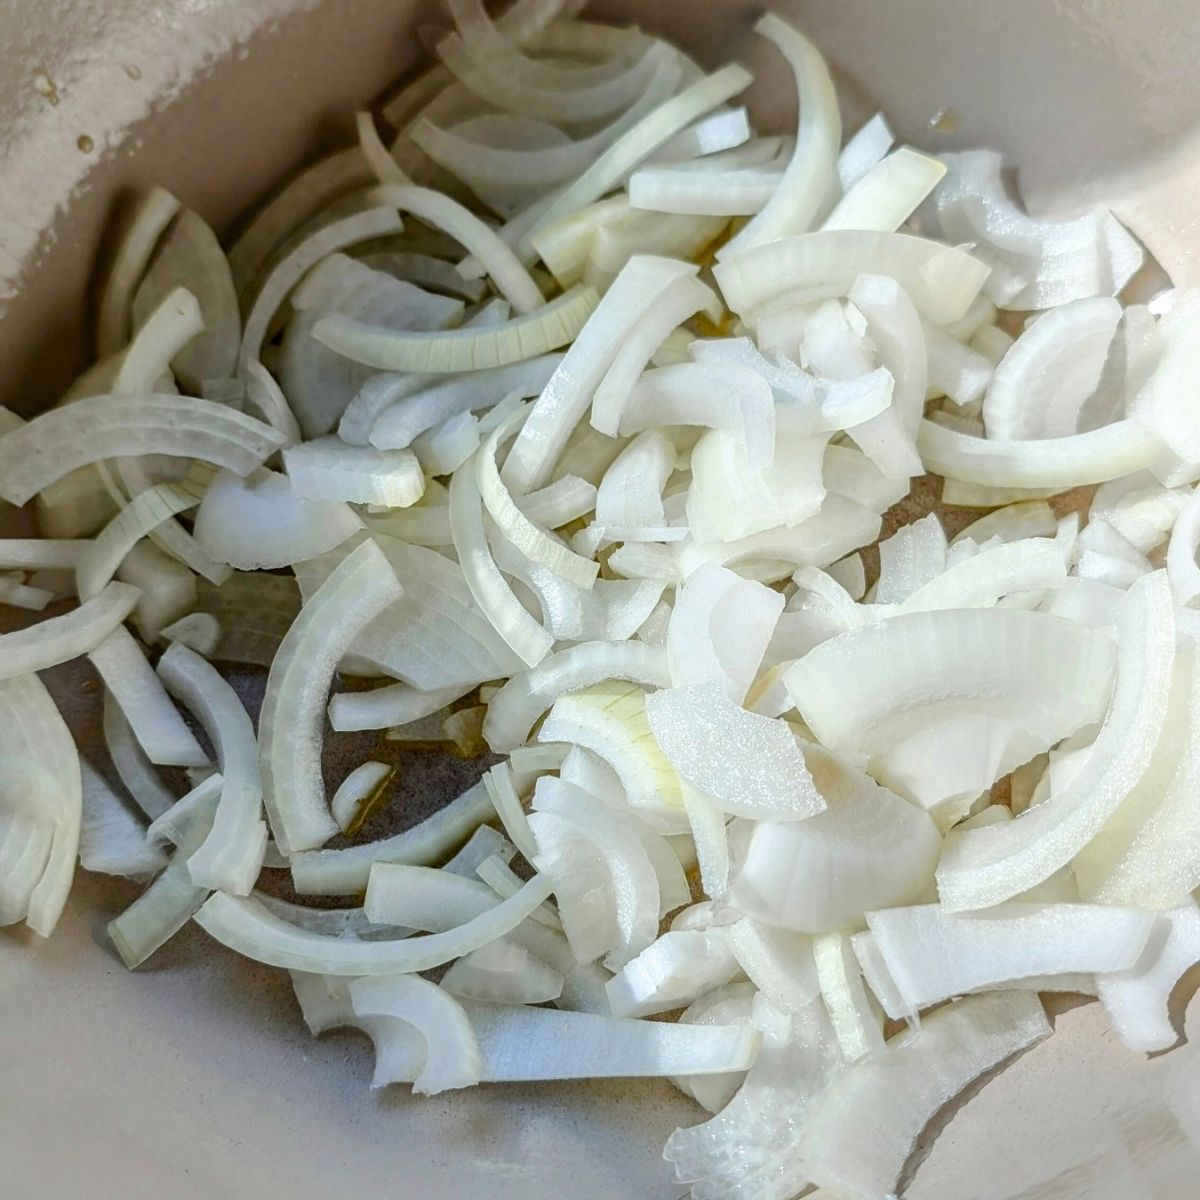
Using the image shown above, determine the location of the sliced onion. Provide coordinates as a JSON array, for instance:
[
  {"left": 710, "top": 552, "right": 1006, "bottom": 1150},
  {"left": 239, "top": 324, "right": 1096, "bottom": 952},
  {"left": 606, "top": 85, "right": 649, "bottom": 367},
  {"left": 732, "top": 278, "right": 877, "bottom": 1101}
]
[
  {"left": 814, "top": 931, "right": 885, "bottom": 1064},
  {"left": 78, "top": 759, "right": 164, "bottom": 879},
  {"left": 259, "top": 540, "right": 402, "bottom": 854},
  {"left": 605, "top": 930, "right": 740, "bottom": 1018},
  {"left": 283, "top": 438, "right": 424, "bottom": 508},
  {"left": 820, "top": 146, "right": 945, "bottom": 234}
]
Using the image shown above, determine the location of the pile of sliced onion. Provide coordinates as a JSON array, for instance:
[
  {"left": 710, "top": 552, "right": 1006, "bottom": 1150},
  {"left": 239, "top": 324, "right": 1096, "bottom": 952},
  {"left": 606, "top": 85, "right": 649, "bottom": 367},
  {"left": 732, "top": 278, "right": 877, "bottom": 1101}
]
[{"left": 5, "top": 1, "right": 1198, "bottom": 1196}]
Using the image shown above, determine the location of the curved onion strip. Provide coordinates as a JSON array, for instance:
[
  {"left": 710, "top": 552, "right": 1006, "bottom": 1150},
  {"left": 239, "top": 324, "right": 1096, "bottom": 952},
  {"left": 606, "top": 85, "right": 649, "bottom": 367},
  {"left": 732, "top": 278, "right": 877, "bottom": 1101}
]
[
  {"left": 78, "top": 759, "right": 164, "bottom": 879},
  {"left": 313, "top": 283, "right": 596, "bottom": 374},
  {"left": 290, "top": 781, "right": 495, "bottom": 895},
  {"left": 867, "top": 902, "right": 1155, "bottom": 1011},
  {"left": 918, "top": 417, "right": 1163, "bottom": 489},
  {"left": 0, "top": 540, "right": 88, "bottom": 571},
  {"left": 0, "top": 674, "right": 83, "bottom": 936},
  {"left": 583, "top": 211, "right": 728, "bottom": 292},
  {"left": 88, "top": 629, "right": 207, "bottom": 768},
  {"left": 76, "top": 483, "right": 198, "bottom": 601},
  {"left": 259, "top": 540, "right": 402, "bottom": 854},
  {"left": 647, "top": 684, "right": 824, "bottom": 821},
  {"left": 529, "top": 195, "right": 631, "bottom": 286},
  {"left": 538, "top": 681, "right": 685, "bottom": 832},
  {"left": 0, "top": 395, "right": 285, "bottom": 508},
  {"left": 283, "top": 438, "right": 424, "bottom": 508},
  {"left": 594, "top": 430, "right": 676, "bottom": 538},
  {"left": 197, "top": 873, "right": 554, "bottom": 976},
  {"left": 715, "top": 231, "right": 990, "bottom": 327},
  {"left": 367, "top": 354, "right": 562, "bottom": 450},
  {"left": 984, "top": 298, "right": 1122, "bottom": 440},
  {"left": 628, "top": 140, "right": 792, "bottom": 217},
  {"left": 356, "top": 111, "right": 409, "bottom": 186},
  {"left": 102, "top": 694, "right": 176, "bottom": 821},
  {"left": 821, "top": 146, "right": 945, "bottom": 233},
  {"left": 480, "top": 761, "right": 538, "bottom": 861},
  {"left": 449, "top": 439, "right": 554, "bottom": 667},
  {"left": 796, "top": 992, "right": 1050, "bottom": 1198},
  {"left": 160, "top": 613, "right": 221, "bottom": 659},
  {"left": 937, "top": 572, "right": 1175, "bottom": 911},
  {"left": 606, "top": 929, "right": 740, "bottom": 1019},
  {"left": 1097, "top": 903, "right": 1200, "bottom": 1053},
  {"left": 157, "top": 642, "right": 266, "bottom": 894},
  {"left": 348, "top": 974, "right": 482, "bottom": 1094},
  {"left": 814, "top": 931, "right": 886, "bottom": 1064},
  {"left": 514, "top": 64, "right": 755, "bottom": 261},
  {"left": 441, "top": 938, "right": 565, "bottom": 1005},
  {"left": 367, "top": 184, "right": 542, "bottom": 313},
  {"left": 238, "top": 207, "right": 404, "bottom": 372},
  {"left": 329, "top": 681, "right": 471, "bottom": 734},
  {"left": 506, "top": 256, "right": 698, "bottom": 492},
  {"left": 97, "top": 186, "right": 182, "bottom": 355},
  {"left": 0, "top": 582, "right": 140, "bottom": 680},
  {"left": 720, "top": 15, "right": 840, "bottom": 257}
]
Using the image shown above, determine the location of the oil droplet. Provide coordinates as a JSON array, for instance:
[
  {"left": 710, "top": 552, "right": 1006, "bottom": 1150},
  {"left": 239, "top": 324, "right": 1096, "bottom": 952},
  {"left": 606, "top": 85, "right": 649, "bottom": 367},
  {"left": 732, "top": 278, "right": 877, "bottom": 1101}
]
[
  {"left": 33, "top": 69, "right": 60, "bottom": 106},
  {"left": 77, "top": 134, "right": 94, "bottom": 154},
  {"left": 929, "top": 106, "right": 959, "bottom": 135},
  {"left": 124, "top": 63, "right": 142, "bottom": 81}
]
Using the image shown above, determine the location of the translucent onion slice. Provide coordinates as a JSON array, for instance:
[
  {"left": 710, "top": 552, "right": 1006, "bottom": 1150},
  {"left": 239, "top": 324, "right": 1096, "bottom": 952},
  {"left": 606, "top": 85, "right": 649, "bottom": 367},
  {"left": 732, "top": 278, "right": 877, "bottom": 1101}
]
[
  {"left": 1097, "top": 903, "right": 1200, "bottom": 1053},
  {"left": 538, "top": 681, "right": 686, "bottom": 833},
  {"left": 78, "top": 759, "right": 165, "bottom": 879},
  {"left": 593, "top": 429, "right": 677, "bottom": 539},
  {"left": 505, "top": 258, "right": 698, "bottom": 493},
  {"left": 714, "top": 231, "right": 990, "bottom": 327},
  {"left": 328, "top": 763, "right": 395, "bottom": 837},
  {"left": 283, "top": 438, "right": 424, "bottom": 508},
  {"left": 259, "top": 540, "right": 403, "bottom": 854},
  {"left": 313, "top": 283, "right": 596, "bottom": 374},
  {"left": 193, "top": 468, "right": 361, "bottom": 571},
  {"left": 289, "top": 781, "right": 495, "bottom": 895},
  {"left": 483, "top": 640, "right": 669, "bottom": 753},
  {"left": 719, "top": 15, "right": 840, "bottom": 257},
  {"left": 102, "top": 693, "right": 176, "bottom": 821},
  {"left": 605, "top": 929, "right": 740, "bottom": 1019},
  {"left": 796, "top": 991, "right": 1051, "bottom": 1199},
  {"left": 88, "top": 629, "right": 208, "bottom": 768},
  {"left": 785, "top": 608, "right": 1117, "bottom": 814},
  {"left": 0, "top": 582, "right": 140, "bottom": 680},
  {"left": 0, "top": 540, "right": 88, "bottom": 571},
  {"left": 937, "top": 572, "right": 1175, "bottom": 911},
  {"left": 347, "top": 975, "right": 482, "bottom": 1095},
  {"left": 628, "top": 140, "right": 792, "bottom": 217},
  {"left": 866, "top": 902, "right": 1155, "bottom": 1011},
  {"left": 131, "top": 207, "right": 241, "bottom": 391},
  {"left": 730, "top": 749, "right": 941, "bottom": 935},
  {"left": 157, "top": 642, "right": 266, "bottom": 895},
  {"left": 0, "top": 394, "right": 286, "bottom": 508},
  {"left": 366, "top": 354, "right": 562, "bottom": 450},
  {"left": 820, "top": 146, "right": 946, "bottom": 233},
  {"left": 984, "top": 297, "right": 1122, "bottom": 440},
  {"left": 97, "top": 185, "right": 182, "bottom": 355},
  {"left": 442, "top": 937, "right": 565, "bottom": 1006},
  {"left": 670, "top": 982, "right": 758, "bottom": 1113},
  {"left": 646, "top": 683, "right": 823, "bottom": 821},
  {"left": 814, "top": 931, "right": 885, "bottom": 1064},
  {"left": 460, "top": 1000, "right": 760, "bottom": 1081},
  {"left": 238, "top": 207, "right": 404, "bottom": 372}
]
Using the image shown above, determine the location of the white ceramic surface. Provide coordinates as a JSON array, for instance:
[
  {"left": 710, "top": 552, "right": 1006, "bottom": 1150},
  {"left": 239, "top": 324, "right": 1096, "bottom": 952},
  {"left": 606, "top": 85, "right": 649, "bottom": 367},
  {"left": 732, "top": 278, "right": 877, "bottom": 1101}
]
[{"left": 2, "top": 3, "right": 1200, "bottom": 1197}]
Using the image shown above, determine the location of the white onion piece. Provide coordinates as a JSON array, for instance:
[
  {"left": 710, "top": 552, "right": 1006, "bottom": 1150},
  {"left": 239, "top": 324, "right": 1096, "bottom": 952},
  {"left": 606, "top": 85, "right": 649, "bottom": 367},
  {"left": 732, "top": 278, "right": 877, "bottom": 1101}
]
[
  {"left": 461, "top": 1000, "right": 760, "bottom": 1081},
  {"left": 475, "top": 855, "right": 562, "bottom": 930},
  {"left": 670, "top": 983, "right": 758, "bottom": 1113},
  {"left": 238, "top": 207, "right": 403, "bottom": 372},
  {"left": 629, "top": 147, "right": 789, "bottom": 217},
  {"left": 797, "top": 992, "right": 1051, "bottom": 1199},
  {"left": 480, "top": 760, "right": 537, "bottom": 862},
  {"left": 0, "top": 394, "right": 285, "bottom": 508},
  {"left": 441, "top": 938, "right": 565, "bottom": 1005},
  {"left": 101, "top": 693, "right": 176, "bottom": 821},
  {"left": 730, "top": 749, "right": 941, "bottom": 935},
  {"left": 836, "top": 112, "right": 895, "bottom": 191},
  {"left": 366, "top": 354, "right": 562, "bottom": 450},
  {"left": 241, "top": 359, "right": 302, "bottom": 445},
  {"left": 984, "top": 298, "right": 1122, "bottom": 440},
  {"left": 1097, "top": 903, "right": 1200, "bottom": 1053},
  {"left": 78, "top": 759, "right": 164, "bottom": 879},
  {"left": 157, "top": 642, "right": 266, "bottom": 894},
  {"left": 924, "top": 320, "right": 993, "bottom": 407},
  {"left": 483, "top": 640, "right": 669, "bottom": 753},
  {"left": 787, "top": 608, "right": 1116, "bottom": 814},
  {"left": 314, "top": 282, "right": 596, "bottom": 374},
  {"left": 720, "top": 15, "right": 839, "bottom": 257},
  {"left": 411, "top": 411, "right": 479, "bottom": 475},
  {"left": 867, "top": 902, "right": 1155, "bottom": 1011},
  {"left": 715, "top": 231, "right": 989, "bottom": 327},
  {"left": 199, "top": 871, "right": 552, "bottom": 975},
  {"left": 937, "top": 572, "right": 1175, "bottom": 911},
  {"left": 723, "top": 919, "right": 820, "bottom": 1014},
  {"left": 356, "top": 110, "right": 408, "bottom": 186},
  {"left": 936, "top": 149, "right": 1144, "bottom": 309},
  {"left": 606, "top": 930, "right": 740, "bottom": 1018},
  {"left": 593, "top": 430, "right": 676, "bottom": 538},
  {"left": 646, "top": 684, "right": 822, "bottom": 821},
  {"left": 665, "top": 997, "right": 838, "bottom": 1200},
  {"left": 849, "top": 274, "right": 927, "bottom": 437},
  {"left": 538, "top": 681, "right": 686, "bottom": 833},
  {"left": 194, "top": 469, "right": 361, "bottom": 571},
  {"left": 873, "top": 513, "right": 947, "bottom": 604},
  {"left": 290, "top": 782, "right": 494, "bottom": 895},
  {"left": 953, "top": 501, "right": 1058, "bottom": 546},
  {"left": 821, "top": 146, "right": 945, "bottom": 233},
  {"left": 328, "top": 761, "right": 393, "bottom": 835},
  {"left": 0, "top": 582, "right": 140, "bottom": 681},
  {"left": 131, "top": 208, "right": 240, "bottom": 391},
  {"left": 505, "top": 256, "right": 699, "bottom": 493},
  {"left": 0, "top": 540, "right": 87, "bottom": 571},
  {"left": 329, "top": 681, "right": 471, "bottom": 734},
  {"left": 88, "top": 629, "right": 207, "bottom": 768},
  {"left": 362, "top": 250, "right": 486, "bottom": 302},
  {"left": 348, "top": 975, "right": 482, "bottom": 1095},
  {"left": 814, "top": 931, "right": 885, "bottom": 1064},
  {"left": 259, "top": 540, "right": 402, "bottom": 854},
  {"left": 283, "top": 438, "right": 424, "bottom": 508}
]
